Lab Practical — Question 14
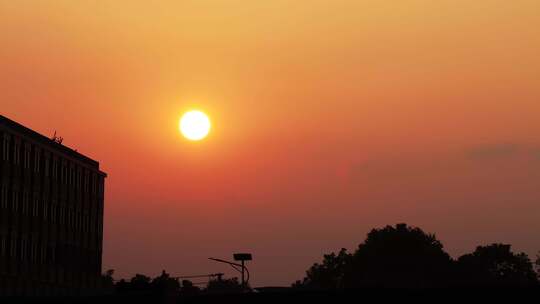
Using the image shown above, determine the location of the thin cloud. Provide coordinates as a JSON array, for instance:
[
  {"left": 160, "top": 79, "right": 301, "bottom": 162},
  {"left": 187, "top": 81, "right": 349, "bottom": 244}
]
[
  {"left": 467, "top": 143, "right": 522, "bottom": 160},
  {"left": 534, "top": 149, "right": 540, "bottom": 160},
  {"left": 466, "top": 143, "right": 540, "bottom": 162}
]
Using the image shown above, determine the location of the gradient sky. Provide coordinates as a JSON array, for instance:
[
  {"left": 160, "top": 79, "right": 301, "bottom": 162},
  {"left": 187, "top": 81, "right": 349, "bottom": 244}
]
[{"left": 1, "top": 1, "right": 539, "bottom": 286}]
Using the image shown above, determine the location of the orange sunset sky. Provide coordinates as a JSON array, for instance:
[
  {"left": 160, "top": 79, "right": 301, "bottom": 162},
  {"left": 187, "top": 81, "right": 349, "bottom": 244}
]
[{"left": 1, "top": 1, "right": 539, "bottom": 286}]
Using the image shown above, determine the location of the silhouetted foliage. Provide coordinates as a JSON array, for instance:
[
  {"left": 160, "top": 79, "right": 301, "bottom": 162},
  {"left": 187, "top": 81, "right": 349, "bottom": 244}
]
[
  {"left": 296, "top": 248, "right": 351, "bottom": 290},
  {"left": 151, "top": 270, "right": 180, "bottom": 294},
  {"left": 205, "top": 277, "right": 245, "bottom": 294},
  {"left": 115, "top": 274, "right": 151, "bottom": 294},
  {"left": 115, "top": 279, "right": 130, "bottom": 293},
  {"left": 102, "top": 224, "right": 540, "bottom": 296},
  {"left": 130, "top": 273, "right": 152, "bottom": 291},
  {"left": 536, "top": 251, "right": 540, "bottom": 279},
  {"left": 457, "top": 244, "right": 538, "bottom": 287},
  {"left": 181, "top": 280, "right": 201, "bottom": 296},
  {"left": 101, "top": 269, "right": 115, "bottom": 294},
  {"left": 296, "top": 224, "right": 453, "bottom": 289},
  {"left": 343, "top": 223, "right": 453, "bottom": 288},
  {"left": 296, "top": 224, "right": 540, "bottom": 289}
]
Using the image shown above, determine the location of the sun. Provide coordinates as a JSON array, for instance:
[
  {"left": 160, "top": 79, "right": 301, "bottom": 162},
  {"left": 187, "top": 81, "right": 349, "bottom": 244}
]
[{"left": 179, "top": 110, "right": 211, "bottom": 141}]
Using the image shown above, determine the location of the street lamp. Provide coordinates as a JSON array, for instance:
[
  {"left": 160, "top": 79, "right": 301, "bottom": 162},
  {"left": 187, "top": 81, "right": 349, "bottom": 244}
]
[{"left": 209, "top": 253, "right": 253, "bottom": 290}]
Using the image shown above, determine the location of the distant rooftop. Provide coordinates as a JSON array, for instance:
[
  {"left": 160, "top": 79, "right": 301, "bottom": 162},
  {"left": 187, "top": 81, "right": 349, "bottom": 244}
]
[{"left": 0, "top": 114, "right": 100, "bottom": 169}]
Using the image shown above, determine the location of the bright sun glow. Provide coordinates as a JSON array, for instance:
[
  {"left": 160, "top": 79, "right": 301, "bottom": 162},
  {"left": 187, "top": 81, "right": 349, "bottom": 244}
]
[{"left": 179, "top": 110, "right": 211, "bottom": 141}]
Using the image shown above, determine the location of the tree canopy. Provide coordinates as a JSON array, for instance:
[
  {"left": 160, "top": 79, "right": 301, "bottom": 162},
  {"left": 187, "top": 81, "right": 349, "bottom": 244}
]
[
  {"left": 457, "top": 244, "right": 538, "bottom": 287},
  {"left": 343, "top": 223, "right": 453, "bottom": 288},
  {"left": 205, "top": 277, "right": 245, "bottom": 294},
  {"left": 295, "top": 223, "right": 539, "bottom": 289}
]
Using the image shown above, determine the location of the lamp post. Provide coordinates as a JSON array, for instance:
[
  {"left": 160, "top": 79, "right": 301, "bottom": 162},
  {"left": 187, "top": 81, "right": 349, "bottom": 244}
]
[{"left": 209, "top": 253, "right": 253, "bottom": 290}]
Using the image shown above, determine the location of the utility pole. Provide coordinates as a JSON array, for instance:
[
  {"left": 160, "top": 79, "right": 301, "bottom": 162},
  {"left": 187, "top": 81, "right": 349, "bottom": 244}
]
[{"left": 241, "top": 260, "right": 245, "bottom": 286}]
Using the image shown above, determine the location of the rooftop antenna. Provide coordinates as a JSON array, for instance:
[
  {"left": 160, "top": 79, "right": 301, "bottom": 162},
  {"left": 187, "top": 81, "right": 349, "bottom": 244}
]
[{"left": 51, "top": 131, "right": 63, "bottom": 144}]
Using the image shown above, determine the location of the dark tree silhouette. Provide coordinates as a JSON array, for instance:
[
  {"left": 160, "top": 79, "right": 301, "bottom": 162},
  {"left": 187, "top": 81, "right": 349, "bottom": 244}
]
[
  {"left": 151, "top": 270, "right": 180, "bottom": 294},
  {"left": 115, "top": 273, "right": 153, "bottom": 294},
  {"left": 131, "top": 274, "right": 152, "bottom": 290},
  {"left": 101, "top": 269, "right": 115, "bottom": 294},
  {"left": 295, "top": 248, "right": 351, "bottom": 290},
  {"left": 115, "top": 271, "right": 182, "bottom": 296},
  {"left": 115, "top": 279, "right": 129, "bottom": 293},
  {"left": 295, "top": 224, "right": 454, "bottom": 289},
  {"left": 535, "top": 251, "right": 540, "bottom": 279},
  {"left": 181, "top": 280, "right": 201, "bottom": 296},
  {"left": 457, "top": 244, "right": 538, "bottom": 287},
  {"left": 205, "top": 277, "right": 245, "bottom": 294},
  {"left": 343, "top": 223, "right": 453, "bottom": 288}
]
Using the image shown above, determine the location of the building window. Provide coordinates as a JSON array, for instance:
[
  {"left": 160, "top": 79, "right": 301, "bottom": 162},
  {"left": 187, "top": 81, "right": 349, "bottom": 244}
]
[
  {"left": 71, "top": 167, "right": 75, "bottom": 186},
  {"left": 28, "top": 241, "right": 34, "bottom": 262},
  {"left": 50, "top": 203, "right": 57, "bottom": 223},
  {"left": 89, "top": 214, "right": 95, "bottom": 232},
  {"left": 73, "top": 211, "right": 77, "bottom": 229},
  {"left": 60, "top": 163, "right": 65, "bottom": 184},
  {"left": 30, "top": 241, "right": 38, "bottom": 262},
  {"left": 52, "top": 158, "right": 58, "bottom": 179},
  {"left": 20, "top": 238, "right": 27, "bottom": 261},
  {"left": 73, "top": 167, "right": 76, "bottom": 186},
  {"left": 44, "top": 157, "right": 50, "bottom": 177},
  {"left": 32, "top": 197, "right": 39, "bottom": 217},
  {"left": 98, "top": 217, "right": 103, "bottom": 235},
  {"left": 73, "top": 210, "right": 77, "bottom": 229},
  {"left": 13, "top": 142, "right": 20, "bottom": 165},
  {"left": 49, "top": 243, "right": 56, "bottom": 264},
  {"left": 84, "top": 171, "right": 89, "bottom": 192},
  {"left": 22, "top": 191, "right": 29, "bottom": 214},
  {"left": 59, "top": 206, "right": 65, "bottom": 224},
  {"left": 43, "top": 201, "right": 48, "bottom": 220},
  {"left": 63, "top": 164, "right": 68, "bottom": 185},
  {"left": 0, "top": 185, "right": 7, "bottom": 209},
  {"left": 68, "top": 208, "right": 73, "bottom": 228},
  {"left": 92, "top": 174, "right": 97, "bottom": 194},
  {"left": 34, "top": 150, "right": 40, "bottom": 173},
  {"left": 10, "top": 237, "right": 17, "bottom": 258},
  {"left": 1, "top": 135, "right": 9, "bottom": 161},
  {"left": 98, "top": 177, "right": 104, "bottom": 196},
  {"left": 23, "top": 146, "right": 31, "bottom": 169},
  {"left": 40, "top": 245, "right": 47, "bottom": 263},
  {"left": 12, "top": 190, "right": 19, "bottom": 213},
  {"left": 0, "top": 235, "right": 6, "bottom": 256}
]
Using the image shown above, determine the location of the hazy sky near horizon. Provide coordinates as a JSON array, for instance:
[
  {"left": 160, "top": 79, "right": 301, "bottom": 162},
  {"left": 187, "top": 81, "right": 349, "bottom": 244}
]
[{"left": 1, "top": 1, "right": 540, "bottom": 286}]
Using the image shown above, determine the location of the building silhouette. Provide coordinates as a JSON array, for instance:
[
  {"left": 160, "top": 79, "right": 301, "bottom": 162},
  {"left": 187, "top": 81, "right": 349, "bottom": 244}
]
[{"left": 0, "top": 115, "right": 106, "bottom": 296}]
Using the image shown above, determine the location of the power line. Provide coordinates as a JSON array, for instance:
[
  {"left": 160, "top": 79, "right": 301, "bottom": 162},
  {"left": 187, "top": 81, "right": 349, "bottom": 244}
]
[{"left": 112, "top": 273, "right": 224, "bottom": 283}]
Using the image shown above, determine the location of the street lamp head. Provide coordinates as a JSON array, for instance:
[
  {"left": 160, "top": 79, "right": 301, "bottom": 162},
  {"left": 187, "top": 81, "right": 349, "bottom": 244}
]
[{"left": 233, "top": 253, "right": 252, "bottom": 261}]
